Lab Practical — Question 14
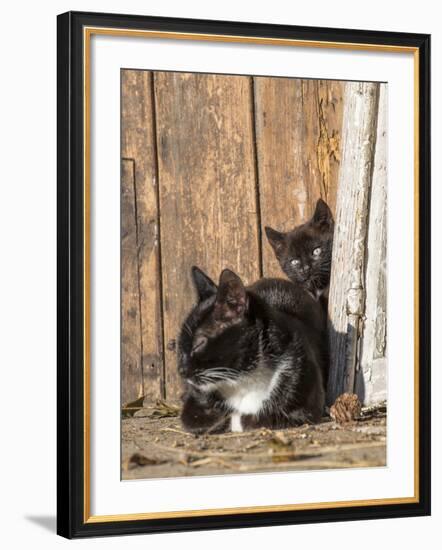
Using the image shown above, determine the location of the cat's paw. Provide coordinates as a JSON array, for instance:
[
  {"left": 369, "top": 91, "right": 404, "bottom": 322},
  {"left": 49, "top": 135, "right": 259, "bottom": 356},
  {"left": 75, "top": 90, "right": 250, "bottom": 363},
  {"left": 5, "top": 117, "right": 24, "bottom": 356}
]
[{"left": 181, "top": 396, "right": 227, "bottom": 434}]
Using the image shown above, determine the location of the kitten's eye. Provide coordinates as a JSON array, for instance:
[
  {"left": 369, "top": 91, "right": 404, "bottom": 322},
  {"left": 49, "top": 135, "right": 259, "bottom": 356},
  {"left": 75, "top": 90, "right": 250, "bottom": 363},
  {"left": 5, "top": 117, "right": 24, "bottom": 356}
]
[
  {"left": 290, "top": 258, "right": 300, "bottom": 266},
  {"left": 312, "top": 247, "right": 322, "bottom": 257}
]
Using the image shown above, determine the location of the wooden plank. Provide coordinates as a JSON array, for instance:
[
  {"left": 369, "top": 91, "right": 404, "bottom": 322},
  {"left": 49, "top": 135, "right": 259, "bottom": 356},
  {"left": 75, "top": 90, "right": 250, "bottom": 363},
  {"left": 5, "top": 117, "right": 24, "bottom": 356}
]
[
  {"left": 327, "top": 82, "right": 380, "bottom": 404},
  {"left": 254, "top": 78, "right": 344, "bottom": 277},
  {"left": 154, "top": 72, "right": 261, "bottom": 400},
  {"left": 314, "top": 80, "right": 344, "bottom": 215},
  {"left": 121, "top": 159, "right": 143, "bottom": 404},
  {"left": 121, "top": 70, "right": 163, "bottom": 402},
  {"left": 355, "top": 84, "right": 387, "bottom": 404}
]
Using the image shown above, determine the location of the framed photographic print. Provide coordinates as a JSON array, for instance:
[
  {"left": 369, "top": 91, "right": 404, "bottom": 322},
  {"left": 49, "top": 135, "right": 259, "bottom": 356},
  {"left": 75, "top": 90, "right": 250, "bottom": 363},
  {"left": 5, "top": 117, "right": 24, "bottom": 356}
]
[{"left": 57, "top": 11, "right": 431, "bottom": 538}]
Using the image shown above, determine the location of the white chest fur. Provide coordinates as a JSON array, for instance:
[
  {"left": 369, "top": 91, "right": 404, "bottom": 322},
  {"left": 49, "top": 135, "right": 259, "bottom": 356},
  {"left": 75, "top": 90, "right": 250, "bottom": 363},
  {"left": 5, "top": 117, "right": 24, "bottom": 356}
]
[
  {"left": 230, "top": 413, "right": 243, "bottom": 432},
  {"left": 221, "top": 364, "right": 285, "bottom": 421}
]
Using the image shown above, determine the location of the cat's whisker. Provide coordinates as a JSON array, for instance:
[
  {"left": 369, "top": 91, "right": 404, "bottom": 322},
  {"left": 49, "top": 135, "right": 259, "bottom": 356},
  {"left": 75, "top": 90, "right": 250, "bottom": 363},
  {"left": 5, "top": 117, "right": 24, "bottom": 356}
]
[
  {"left": 203, "top": 373, "right": 237, "bottom": 381},
  {"left": 208, "top": 371, "right": 236, "bottom": 376}
]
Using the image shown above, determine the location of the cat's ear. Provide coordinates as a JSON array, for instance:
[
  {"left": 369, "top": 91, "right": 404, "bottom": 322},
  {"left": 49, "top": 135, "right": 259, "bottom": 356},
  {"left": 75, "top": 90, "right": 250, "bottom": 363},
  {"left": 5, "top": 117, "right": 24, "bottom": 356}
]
[
  {"left": 191, "top": 266, "right": 218, "bottom": 301},
  {"left": 312, "top": 199, "right": 334, "bottom": 230},
  {"left": 214, "top": 269, "right": 247, "bottom": 321},
  {"left": 265, "top": 226, "right": 286, "bottom": 255}
]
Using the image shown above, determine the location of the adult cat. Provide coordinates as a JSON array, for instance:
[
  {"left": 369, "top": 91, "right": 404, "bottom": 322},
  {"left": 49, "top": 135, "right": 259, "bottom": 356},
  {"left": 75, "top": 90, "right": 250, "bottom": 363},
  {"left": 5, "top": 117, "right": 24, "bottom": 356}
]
[
  {"left": 265, "top": 198, "right": 334, "bottom": 301},
  {"left": 177, "top": 267, "right": 325, "bottom": 434}
]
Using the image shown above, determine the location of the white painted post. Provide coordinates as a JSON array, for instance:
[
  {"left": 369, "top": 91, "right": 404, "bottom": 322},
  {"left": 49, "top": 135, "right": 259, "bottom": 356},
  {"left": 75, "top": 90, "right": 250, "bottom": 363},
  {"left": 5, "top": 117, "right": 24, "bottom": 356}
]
[
  {"left": 355, "top": 84, "right": 387, "bottom": 404},
  {"left": 327, "top": 81, "right": 380, "bottom": 405}
]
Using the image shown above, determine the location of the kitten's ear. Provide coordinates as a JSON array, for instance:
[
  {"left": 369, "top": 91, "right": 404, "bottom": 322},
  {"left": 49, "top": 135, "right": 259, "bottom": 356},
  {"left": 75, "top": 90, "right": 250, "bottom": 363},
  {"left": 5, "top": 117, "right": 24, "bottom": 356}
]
[
  {"left": 312, "top": 199, "right": 334, "bottom": 230},
  {"left": 265, "top": 226, "right": 286, "bottom": 254},
  {"left": 191, "top": 266, "right": 218, "bottom": 301},
  {"left": 214, "top": 269, "right": 247, "bottom": 321}
]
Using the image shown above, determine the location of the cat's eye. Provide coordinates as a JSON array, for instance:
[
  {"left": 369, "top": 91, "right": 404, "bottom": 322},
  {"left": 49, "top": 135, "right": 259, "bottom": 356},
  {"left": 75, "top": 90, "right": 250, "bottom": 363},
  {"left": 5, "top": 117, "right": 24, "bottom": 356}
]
[
  {"left": 191, "top": 336, "right": 208, "bottom": 356},
  {"left": 312, "top": 247, "right": 322, "bottom": 257},
  {"left": 290, "top": 258, "right": 300, "bottom": 266}
]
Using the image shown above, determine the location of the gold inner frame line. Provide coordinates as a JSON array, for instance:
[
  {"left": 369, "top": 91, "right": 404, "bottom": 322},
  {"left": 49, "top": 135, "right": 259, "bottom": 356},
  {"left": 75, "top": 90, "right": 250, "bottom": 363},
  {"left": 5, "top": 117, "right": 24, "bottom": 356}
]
[{"left": 83, "top": 26, "right": 420, "bottom": 524}]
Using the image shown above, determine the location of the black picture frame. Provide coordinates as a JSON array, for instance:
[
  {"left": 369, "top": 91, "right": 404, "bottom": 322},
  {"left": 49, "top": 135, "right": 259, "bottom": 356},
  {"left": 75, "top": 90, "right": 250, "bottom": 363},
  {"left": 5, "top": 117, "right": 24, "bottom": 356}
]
[{"left": 57, "top": 10, "right": 431, "bottom": 539}]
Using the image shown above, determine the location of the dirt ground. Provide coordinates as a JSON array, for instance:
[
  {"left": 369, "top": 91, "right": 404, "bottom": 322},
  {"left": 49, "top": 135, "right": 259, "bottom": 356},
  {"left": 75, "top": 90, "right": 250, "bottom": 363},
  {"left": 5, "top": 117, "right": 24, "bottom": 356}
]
[{"left": 121, "top": 401, "right": 386, "bottom": 480}]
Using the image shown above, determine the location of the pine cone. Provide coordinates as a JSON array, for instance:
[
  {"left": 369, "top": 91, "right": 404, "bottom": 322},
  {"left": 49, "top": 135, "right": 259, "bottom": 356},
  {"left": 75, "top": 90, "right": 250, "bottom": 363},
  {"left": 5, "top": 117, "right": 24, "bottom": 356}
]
[{"left": 330, "top": 393, "right": 362, "bottom": 424}]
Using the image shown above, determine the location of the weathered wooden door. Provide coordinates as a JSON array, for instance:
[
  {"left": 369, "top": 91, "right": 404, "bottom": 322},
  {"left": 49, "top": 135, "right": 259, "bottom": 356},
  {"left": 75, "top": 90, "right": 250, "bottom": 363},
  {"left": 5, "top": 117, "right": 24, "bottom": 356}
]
[
  {"left": 121, "top": 70, "right": 345, "bottom": 404},
  {"left": 121, "top": 70, "right": 387, "bottom": 407}
]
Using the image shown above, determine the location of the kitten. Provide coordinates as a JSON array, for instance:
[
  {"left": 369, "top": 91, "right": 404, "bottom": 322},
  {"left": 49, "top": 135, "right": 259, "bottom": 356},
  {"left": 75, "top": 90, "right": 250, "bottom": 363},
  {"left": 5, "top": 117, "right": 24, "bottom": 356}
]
[
  {"left": 265, "top": 199, "right": 334, "bottom": 301},
  {"left": 177, "top": 266, "right": 325, "bottom": 434}
]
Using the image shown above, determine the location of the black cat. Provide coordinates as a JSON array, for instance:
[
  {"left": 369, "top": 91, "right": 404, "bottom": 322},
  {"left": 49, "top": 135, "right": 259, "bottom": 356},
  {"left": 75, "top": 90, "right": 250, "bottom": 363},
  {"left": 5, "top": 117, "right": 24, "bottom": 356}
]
[
  {"left": 177, "top": 267, "right": 325, "bottom": 434},
  {"left": 265, "top": 199, "right": 334, "bottom": 301}
]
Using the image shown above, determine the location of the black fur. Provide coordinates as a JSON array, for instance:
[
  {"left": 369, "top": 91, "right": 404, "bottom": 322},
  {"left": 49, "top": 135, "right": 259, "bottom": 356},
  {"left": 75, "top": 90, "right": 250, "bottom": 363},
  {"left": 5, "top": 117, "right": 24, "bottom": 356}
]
[
  {"left": 265, "top": 199, "right": 334, "bottom": 301},
  {"left": 178, "top": 267, "right": 326, "bottom": 434}
]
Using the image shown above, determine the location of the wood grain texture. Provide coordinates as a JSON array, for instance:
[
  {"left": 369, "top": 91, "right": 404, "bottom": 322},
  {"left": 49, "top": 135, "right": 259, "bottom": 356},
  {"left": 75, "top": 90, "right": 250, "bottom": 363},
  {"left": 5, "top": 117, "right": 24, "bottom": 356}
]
[
  {"left": 121, "top": 70, "right": 163, "bottom": 402},
  {"left": 121, "top": 160, "right": 143, "bottom": 403},
  {"left": 154, "top": 71, "right": 261, "bottom": 400},
  {"left": 120, "top": 71, "right": 386, "bottom": 405},
  {"left": 254, "top": 78, "right": 344, "bottom": 277},
  {"left": 355, "top": 84, "right": 387, "bottom": 405},
  {"left": 327, "top": 82, "right": 380, "bottom": 404}
]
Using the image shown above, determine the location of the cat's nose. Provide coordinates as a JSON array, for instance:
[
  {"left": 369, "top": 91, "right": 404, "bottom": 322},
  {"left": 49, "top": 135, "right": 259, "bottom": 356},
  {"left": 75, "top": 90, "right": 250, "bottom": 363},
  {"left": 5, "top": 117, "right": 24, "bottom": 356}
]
[
  {"left": 301, "top": 265, "right": 311, "bottom": 274},
  {"left": 178, "top": 351, "right": 190, "bottom": 376}
]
